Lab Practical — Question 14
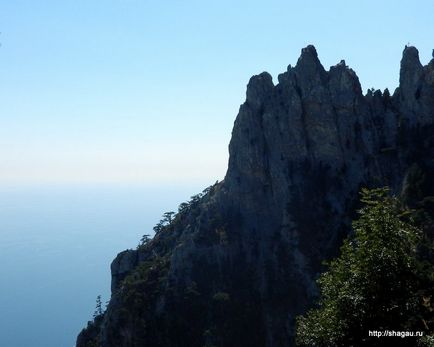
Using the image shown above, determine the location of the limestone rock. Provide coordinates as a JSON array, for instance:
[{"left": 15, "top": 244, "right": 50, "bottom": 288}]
[{"left": 77, "top": 45, "right": 434, "bottom": 347}]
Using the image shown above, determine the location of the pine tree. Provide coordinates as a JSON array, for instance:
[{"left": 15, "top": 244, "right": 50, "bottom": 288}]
[
  {"left": 296, "top": 188, "right": 434, "bottom": 346},
  {"left": 93, "top": 295, "right": 103, "bottom": 319}
]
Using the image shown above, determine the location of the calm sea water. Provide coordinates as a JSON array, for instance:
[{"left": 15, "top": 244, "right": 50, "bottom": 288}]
[{"left": 0, "top": 183, "right": 205, "bottom": 347}]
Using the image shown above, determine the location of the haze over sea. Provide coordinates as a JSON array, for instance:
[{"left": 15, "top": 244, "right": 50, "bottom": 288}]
[{"left": 0, "top": 183, "right": 208, "bottom": 347}]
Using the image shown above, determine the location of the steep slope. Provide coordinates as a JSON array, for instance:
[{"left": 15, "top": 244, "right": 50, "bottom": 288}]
[{"left": 77, "top": 45, "right": 434, "bottom": 347}]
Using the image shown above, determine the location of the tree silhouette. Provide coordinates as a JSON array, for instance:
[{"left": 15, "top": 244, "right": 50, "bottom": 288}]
[
  {"left": 93, "top": 295, "right": 103, "bottom": 319},
  {"left": 162, "top": 211, "right": 175, "bottom": 224},
  {"left": 140, "top": 234, "right": 151, "bottom": 245}
]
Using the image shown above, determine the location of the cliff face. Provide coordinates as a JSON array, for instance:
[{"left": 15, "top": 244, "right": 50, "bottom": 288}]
[{"left": 77, "top": 46, "right": 434, "bottom": 347}]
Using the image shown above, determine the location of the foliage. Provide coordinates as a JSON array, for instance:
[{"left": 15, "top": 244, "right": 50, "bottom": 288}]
[
  {"left": 105, "top": 255, "right": 171, "bottom": 345},
  {"left": 139, "top": 181, "right": 220, "bottom": 247},
  {"left": 140, "top": 234, "right": 151, "bottom": 245},
  {"left": 93, "top": 295, "right": 103, "bottom": 319},
  {"left": 296, "top": 187, "right": 434, "bottom": 347},
  {"left": 77, "top": 296, "right": 105, "bottom": 347}
]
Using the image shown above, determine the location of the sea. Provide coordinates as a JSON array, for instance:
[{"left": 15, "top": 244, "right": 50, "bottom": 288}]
[{"left": 0, "top": 183, "right": 205, "bottom": 347}]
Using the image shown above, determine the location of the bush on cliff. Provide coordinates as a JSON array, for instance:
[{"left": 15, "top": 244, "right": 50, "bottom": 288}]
[{"left": 296, "top": 188, "right": 434, "bottom": 347}]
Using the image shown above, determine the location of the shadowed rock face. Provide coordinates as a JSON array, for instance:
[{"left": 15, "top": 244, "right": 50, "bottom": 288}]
[{"left": 77, "top": 46, "right": 434, "bottom": 347}]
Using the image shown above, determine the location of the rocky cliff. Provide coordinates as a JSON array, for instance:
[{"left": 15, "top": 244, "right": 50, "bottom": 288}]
[{"left": 77, "top": 45, "right": 434, "bottom": 347}]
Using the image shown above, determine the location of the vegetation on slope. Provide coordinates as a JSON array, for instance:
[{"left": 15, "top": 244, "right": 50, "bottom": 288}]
[{"left": 296, "top": 188, "right": 434, "bottom": 347}]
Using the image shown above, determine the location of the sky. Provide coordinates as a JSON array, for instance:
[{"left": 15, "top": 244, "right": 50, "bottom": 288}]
[{"left": 1, "top": 0, "right": 433, "bottom": 186}]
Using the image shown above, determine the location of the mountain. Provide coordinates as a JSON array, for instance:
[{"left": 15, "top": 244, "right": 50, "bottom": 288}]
[{"left": 77, "top": 45, "right": 434, "bottom": 347}]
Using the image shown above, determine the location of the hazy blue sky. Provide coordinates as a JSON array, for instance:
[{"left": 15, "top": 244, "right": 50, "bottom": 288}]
[{"left": 1, "top": 0, "right": 433, "bottom": 185}]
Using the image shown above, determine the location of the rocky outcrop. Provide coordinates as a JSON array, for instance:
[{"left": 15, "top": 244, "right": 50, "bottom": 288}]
[
  {"left": 110, "top": 250, "right": 138, "bottom": 293},
  {"left": 77, "top": 45, "right": 434, "bottom": 347}
]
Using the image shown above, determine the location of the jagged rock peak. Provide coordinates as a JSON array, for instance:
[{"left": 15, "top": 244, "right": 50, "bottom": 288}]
[
  {"left": 397, "top": 45, "right": 433, "bottom": 125},
  {"left": 402, "top": 45, "right": 422, "bottom": 67},
  {"left": 298, "top": 45, "right": 320, "bottom": 64},
  {"left": 246, "top": 71, "right": 274, "bottom": 109},
  {"left": 295, "top": 44, "right": 327, "bottom": 82},
  {"left": 329, "top": 59, "right": 363, "bottom": 99},
  {"left": 277, "top": 46, "right": 358, "bottom": 90},
  {"left": 400, "top": 45, "right": 424, "bottom": 93}
]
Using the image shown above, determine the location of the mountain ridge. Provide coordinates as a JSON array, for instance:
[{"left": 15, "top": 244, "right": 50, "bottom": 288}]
[{"left": 77, "top": 45, "right": 434, "bottom": 347}]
